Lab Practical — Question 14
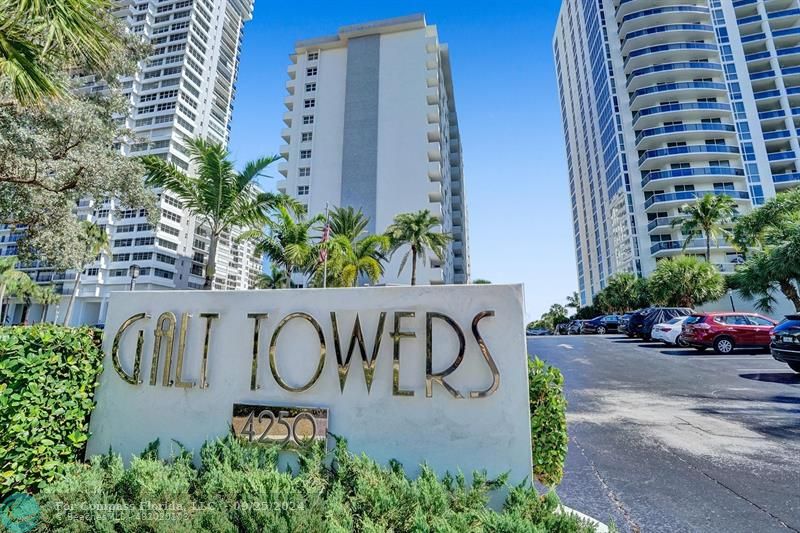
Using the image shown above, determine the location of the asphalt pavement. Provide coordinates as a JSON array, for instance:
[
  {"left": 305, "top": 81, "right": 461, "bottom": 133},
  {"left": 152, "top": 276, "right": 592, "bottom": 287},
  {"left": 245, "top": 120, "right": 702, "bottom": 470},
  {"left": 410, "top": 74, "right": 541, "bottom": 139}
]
[{"left": 528, "top": 334, "right": 800, "bottom": 533}]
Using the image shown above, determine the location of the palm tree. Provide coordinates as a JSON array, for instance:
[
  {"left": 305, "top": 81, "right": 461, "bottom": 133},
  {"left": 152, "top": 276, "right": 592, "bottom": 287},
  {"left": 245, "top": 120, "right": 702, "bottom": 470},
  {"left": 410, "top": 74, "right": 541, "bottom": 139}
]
[
  {"left": 253, "top": 205, "right": 324, "bottom": 288},
  {"left": 566, "top": 291, "right": 581, "bottom": 311},
  {"left": 329, "top": 206, "right": 370, "bottom": 241},
  {"left": 256, "top": 265, "right": 287, "bottom": 289},
  {"left": 384, "top": 210, "right": 451, "bottom": 286},
  {"left": 0, "top": 0, "right": 125, "bottom": 104},
  {"left": 36, "top": 285, "right": 60, "bottom": 323},
  {"left": 648, "top": 256, "right": 726, "bottom": 308},
  {"left": 319, "top": 233, "right": 390, "bottom": 287},
  {"left": 672, "top": 193, "right": 737, "bottom": 262},
  {"left": 63, "top": 221, "right": 107, "bottom": 326},
  {"left": 142, "top": 137, "right": 295, "bottom": 290}
]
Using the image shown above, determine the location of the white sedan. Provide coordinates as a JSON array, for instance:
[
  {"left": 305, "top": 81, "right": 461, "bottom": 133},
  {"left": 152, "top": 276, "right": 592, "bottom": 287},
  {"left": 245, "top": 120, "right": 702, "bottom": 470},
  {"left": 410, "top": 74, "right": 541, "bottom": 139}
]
[{"left": 651, "top": 316, "right": 689, "bottom": 346}]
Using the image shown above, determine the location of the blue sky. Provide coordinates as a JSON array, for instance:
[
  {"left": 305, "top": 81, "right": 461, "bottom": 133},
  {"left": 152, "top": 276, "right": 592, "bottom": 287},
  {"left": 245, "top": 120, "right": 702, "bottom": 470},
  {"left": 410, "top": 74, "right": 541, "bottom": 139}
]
[{"left": 228, "top": 0, "right": 574, "bottom": 321}]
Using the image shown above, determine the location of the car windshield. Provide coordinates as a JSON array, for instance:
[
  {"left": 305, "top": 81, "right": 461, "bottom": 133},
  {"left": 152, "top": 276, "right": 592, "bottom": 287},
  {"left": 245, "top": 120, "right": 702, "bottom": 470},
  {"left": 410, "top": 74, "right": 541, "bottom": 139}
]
[{"left": 666, "top": 317, "right": 682, "bottom": 325}]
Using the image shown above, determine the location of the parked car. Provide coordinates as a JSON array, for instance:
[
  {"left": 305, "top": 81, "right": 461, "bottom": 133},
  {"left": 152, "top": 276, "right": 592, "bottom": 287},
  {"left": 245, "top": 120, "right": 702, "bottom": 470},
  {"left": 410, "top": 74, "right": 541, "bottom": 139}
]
[
  {"left": 567, "top": 320, "right": 584, "bottom": 335},
  {"left": 627, "top": 307, "right": 693, "bottom": 340},
  {"left": 651, "top": 316, "right": 689, "bottom": 346},
  {"left": 618, "top": 312, "right": 636, "bottom": 335},
  {"left": 554, "top": 322, "right": 570, "bottom": 335},
  {"left": 526, "top": 327, "right": 551, "bottom": 336},
  {"left": 581, "top": 315, "right": 622, "bottom": 334},
  {"left": 682, "top": 312, "right": 777, "bottom": 354},
  {"left": 770, "top": 314, "right": 800, "bottom": 373}
]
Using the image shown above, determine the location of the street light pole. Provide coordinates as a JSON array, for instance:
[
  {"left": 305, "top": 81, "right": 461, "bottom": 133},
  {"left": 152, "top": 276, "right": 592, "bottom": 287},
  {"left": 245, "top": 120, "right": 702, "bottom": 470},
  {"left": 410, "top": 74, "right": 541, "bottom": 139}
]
[
  {"left": 129, "top": 264, "right": 141, "bottom": 291},
  {"left": 728, "top": 289, "right": 736, "bottom": 312}
]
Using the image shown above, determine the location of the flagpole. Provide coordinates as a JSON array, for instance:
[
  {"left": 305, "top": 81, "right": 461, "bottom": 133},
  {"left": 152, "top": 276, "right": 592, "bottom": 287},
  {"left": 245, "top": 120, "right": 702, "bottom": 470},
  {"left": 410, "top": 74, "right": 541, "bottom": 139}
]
[{"left": 322, "top": 202, "right": 330, "bottom": 289}]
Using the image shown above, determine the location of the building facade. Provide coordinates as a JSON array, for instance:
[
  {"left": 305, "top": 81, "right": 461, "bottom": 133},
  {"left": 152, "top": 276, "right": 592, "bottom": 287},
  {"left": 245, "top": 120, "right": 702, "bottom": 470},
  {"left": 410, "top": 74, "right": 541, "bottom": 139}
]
[
  {"left": 0, "top": 0, "right": 261, "bottom": 325},
  {"left": 277, "top": 14, "right": 470, "bottom": 285},
  {"left": 555, "top": 0, "right": 800, "bottom": 305}
]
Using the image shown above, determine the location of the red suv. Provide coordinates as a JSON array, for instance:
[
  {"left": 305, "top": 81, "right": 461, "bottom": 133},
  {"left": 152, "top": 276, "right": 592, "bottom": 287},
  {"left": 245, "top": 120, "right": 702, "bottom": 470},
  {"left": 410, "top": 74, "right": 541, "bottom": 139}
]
[{"left": 682, "top": 312, "right": 777, "bottom": 354}]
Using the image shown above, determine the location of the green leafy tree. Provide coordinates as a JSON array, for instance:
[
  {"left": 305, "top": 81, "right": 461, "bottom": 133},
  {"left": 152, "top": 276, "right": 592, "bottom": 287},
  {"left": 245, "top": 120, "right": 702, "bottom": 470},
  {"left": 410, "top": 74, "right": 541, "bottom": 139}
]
[
  {"left": 672, "top": 193, "right": 737, "bottom": 262},
  {"left": 327, "top": 206, "right": 369, "bottom": 242},
  {"left": 142, "top": 138, "right": 293, "bottom": 290},
  {"left": 648, "top": 256, "right": 725, "bottom": 308},
  {"left": 0, "top": 21, "right": 153, "bottom": 269},
  {"left": 473, "top": 279, "right": 491, "bottom": 284},
  {"left": 730, "top": 189, "right": 800, "bottom": 311},
  {"left": 256, "top": 265, "right": 287, "bottom": 290},
  {"left": 62, "top": 221, "right": 107, "bottom": 325},
  {"left": 0, "top": 256, "right": 23, "bottom": 322},
  {"left": 0, "top": 0, "right": 130, "bottom": 104},
  {"left": 254, "top": 205, "right": 324, "bottom": 288},
  {"left": 385, "top": 209, "right": 451, "bottom": 286}
]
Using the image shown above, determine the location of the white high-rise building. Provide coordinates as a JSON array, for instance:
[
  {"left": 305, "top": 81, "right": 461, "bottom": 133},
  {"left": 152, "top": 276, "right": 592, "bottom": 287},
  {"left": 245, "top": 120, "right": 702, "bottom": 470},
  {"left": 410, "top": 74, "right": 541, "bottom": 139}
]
[
  {"left": 277, "top": 14, "right": 470, "bottom": 285},
  {"left": 555, "top": 0, "right": 800, "bottom": 305},
  {"left": 0, "top": 0, "right": 261, "bottom": 325}
]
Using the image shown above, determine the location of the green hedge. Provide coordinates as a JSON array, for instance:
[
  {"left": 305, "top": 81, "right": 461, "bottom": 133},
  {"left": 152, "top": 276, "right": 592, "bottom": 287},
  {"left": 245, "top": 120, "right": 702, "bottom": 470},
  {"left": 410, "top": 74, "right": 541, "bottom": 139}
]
[
  {"left": 528, "top": 357, "right": 569, "bottom": 487},
  {"left": 0, "top": 325, "right": 104, "bottom": 496},
  {"left": 33, "top": 436, "right": 596, "bottom": 532}
]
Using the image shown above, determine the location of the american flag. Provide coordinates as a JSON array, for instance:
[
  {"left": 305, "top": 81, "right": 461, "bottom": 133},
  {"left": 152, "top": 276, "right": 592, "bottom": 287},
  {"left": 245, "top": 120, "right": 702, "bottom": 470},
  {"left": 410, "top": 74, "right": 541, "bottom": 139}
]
[{"left": 319, "top": 222, "right": 330, "bottom": 263}]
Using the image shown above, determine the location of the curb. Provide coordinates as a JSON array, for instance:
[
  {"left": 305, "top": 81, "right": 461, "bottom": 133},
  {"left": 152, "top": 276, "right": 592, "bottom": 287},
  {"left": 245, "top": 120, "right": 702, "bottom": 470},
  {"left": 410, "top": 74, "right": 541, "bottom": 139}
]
[{"left": 559, "top": 504, "right": 609, "bottom": 532}]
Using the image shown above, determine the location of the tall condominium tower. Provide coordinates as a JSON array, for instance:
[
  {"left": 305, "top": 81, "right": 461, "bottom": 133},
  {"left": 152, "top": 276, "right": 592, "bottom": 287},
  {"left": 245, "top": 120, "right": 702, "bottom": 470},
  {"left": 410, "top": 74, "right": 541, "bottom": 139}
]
[
  {"left": 0, "top": 0, "right": 260, "bottom": 325},
  {"left": 277, "top": 14, "right": 470, "bottom": 285},
  {"left": 554, "top": 0, "right": 800, "bottom": 305}
]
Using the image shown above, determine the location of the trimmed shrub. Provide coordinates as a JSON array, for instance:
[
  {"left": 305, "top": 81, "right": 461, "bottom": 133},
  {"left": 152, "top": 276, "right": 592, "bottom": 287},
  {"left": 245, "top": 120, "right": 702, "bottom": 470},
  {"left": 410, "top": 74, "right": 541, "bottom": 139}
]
[
  {"left": 32, "top": 436, "right": 597, "bottom": 532},
  {"left": 0, "top": 325, "right": 104, "bottom": 496},
  {"left": 528, "top": 357, "right": 568, "bottom": 487}
]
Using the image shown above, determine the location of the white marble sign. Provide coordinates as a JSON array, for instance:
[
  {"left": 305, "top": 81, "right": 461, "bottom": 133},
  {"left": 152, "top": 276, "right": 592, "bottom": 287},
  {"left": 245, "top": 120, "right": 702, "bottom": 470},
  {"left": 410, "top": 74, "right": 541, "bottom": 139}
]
[{"left": 87, "top": 285, "right": 532, "bottom": 484}]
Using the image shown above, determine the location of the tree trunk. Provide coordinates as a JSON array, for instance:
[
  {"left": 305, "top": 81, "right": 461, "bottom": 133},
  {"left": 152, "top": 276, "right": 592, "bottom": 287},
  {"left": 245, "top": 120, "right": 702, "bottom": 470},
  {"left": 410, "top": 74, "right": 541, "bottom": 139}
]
[
  {"left": 411, "top": 246, "right": 417, "bottom": 286},
  {"left": 41, "top": 304, "right": 49, "bottom": 324},
  {"left": 704, "top": 229, "right": 711, "bottom": 263},
  {"left": 204, "top": 233, "right": 219, "bottom": 290},
  {"left": 285, "top": 263, "right": 292, "bottom": 288},
  {"left": 779, "top": 279, "right": 800, "bottom": 311},
  {"left": 21, "top": 299, "right": 30, "bottom": 325},
  {"left": 63, "top": 271, "right": 81, "bottom": 326}
]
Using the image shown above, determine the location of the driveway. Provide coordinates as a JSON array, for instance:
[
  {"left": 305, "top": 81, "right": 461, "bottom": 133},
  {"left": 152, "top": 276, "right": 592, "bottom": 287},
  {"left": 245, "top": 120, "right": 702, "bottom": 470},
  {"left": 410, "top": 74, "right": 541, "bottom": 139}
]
[{"left": 529, "top": 334, "right": 800, "bottom": 533}]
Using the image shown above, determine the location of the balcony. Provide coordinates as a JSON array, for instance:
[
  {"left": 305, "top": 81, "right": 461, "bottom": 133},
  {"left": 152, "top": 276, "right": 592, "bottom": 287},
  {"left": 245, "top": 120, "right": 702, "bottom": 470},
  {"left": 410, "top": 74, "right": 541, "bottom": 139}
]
[
  {"left": 645, "top": 189, "right": 750, "bottom": 210},
  {"left": 283, "top": 96, "right": 293, "bottom": 111},
  {"left": 427, "top": 142, "right": 441, "bottom": 162},
  {"left": 638, "top": 144, "right": 740, "bottom": 168},
  {"left": 650, "top": 238, "right": 735, "bottom": 257},
  {"left": 620, "top": 6, "right": 711, "bottom": 36},
  {"left": 624, "top": 42, "right": 719, "bottom": 72},
  {"left": 627, "top": 62, "right": 723, "bottom": 90},
  {"left": 773, "top": 172, "right": 800, "bottom": 188},
  {"left": 622, "top": 23, "right": 714, "bottom": 54},
  {"left": 647, "top": 216, "right": 677, "bottom": 233},
  {"left": 630, "top": 81, "right": 726, "bottom": 109},
  {"left": 632, "top": 101, "right": 730, "bottom": 128},
  {"left": 641, "top": 166, "right": 746, "bottom": 189},
  {"left": 281, "top": 128, "right": 291, "bottom": 142},
  {"left": 767, "top": 150, "right": 796, "bottom": 161},
  {"left": 635, "top": 123, "right": 736, "bottom": 147},
  {"left": 428, "top": 162, "right": 442, "bottom": 182}
]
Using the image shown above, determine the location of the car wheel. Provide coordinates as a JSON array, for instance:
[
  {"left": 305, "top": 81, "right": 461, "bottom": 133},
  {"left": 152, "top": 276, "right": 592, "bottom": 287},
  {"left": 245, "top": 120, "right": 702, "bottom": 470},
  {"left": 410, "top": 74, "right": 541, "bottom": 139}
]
[
  {"left": 787, "top": 361, "right": 800, "bottom": 373},
  {"left": 714, "top": 336, "right": 735, "bottom": 355},
  {"left": 676, "top": 336, "right": 689, "bottom": 348},
  {"left": 597, "top": 326, "right": 606, "bottom": 335}
]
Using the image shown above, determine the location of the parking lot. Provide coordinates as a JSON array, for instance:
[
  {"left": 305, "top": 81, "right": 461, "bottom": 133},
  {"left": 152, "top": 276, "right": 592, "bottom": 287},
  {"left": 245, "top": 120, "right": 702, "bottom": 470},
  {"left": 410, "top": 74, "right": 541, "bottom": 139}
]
[{"left": 529, "top": 334, "right": 800, "bottom": 533}]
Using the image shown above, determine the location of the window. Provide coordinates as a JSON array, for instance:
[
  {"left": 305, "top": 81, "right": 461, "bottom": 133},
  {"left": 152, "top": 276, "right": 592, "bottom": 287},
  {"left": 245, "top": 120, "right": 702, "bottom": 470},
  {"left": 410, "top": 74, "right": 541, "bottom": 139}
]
[
  {"left": 134, "top": 237, "right": 155, "bottom": 246},
  {"left": 748, "top": 316, "right": 774, "bottom": 326},
  {"left": 110, "top": 269, "right": 127, "bottom": 277},
  {"left": 307, "top": 51, "right": 318, "bottom": 61},
  {"left": 300, "top": 149, "right": 311, "bottom": 159},
  {"left": 301, "top": 132, "right": 313, "bottom": 142},
  {"left": 158, "top": 238, "right": 178, "bottom": 251},
  {"left": 306, "top": 67, "right": 317, "bottom": 76},
  {"left": 303, "top": 115, "right": 314, "bottom": 125},
  {"left": 117, "top": 224, "right": 135, "bottom": 233},
  {"left": 297, "top": 185, "right": 309, "bottom": 196},
  {"left": 112, "top": 253, "right": 130, "bottom": 262},
  {"left": 305, "top": 82, "right": 316, "bottom": 92},
  {"left": 298, "top": 167, "right": 311, "bottom": 177},
  {"left": 154, "top": 268, "right": 174, "bottom": 279},
  {"left": 132, "top": 252, "right": 153, "bottom": 261},
  {"left": 161, "top": 209, "right": 182, "bottom": 223},
  {"left": 193, "top": 239, "right": 206, "bottom": 250},
  {"left": 84, "top": 268, "right": 99, "bottom": 276},
  {"left": 714, "top": 182, "right": 735, "bottom": 191},
  {"left": 675, "top": 184, "right": 695, "bottom": 192},
  {"left": 114, "top": 239, "right": 132, "bottom": 247},
  {"left": 156, "top": 253, "right": 176, "bottom": 265},
  {"left": 304, "top": 99, "right": 315, "bottom": 108},
  {"left": 160, "top": 224, "right": 180, "bottom": 237},
  {"left": 137, "top": 223, "right": 153, "bottom": 232},
  {"left": 120, "top": 209, "right": 138, "bottom": 219}
]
